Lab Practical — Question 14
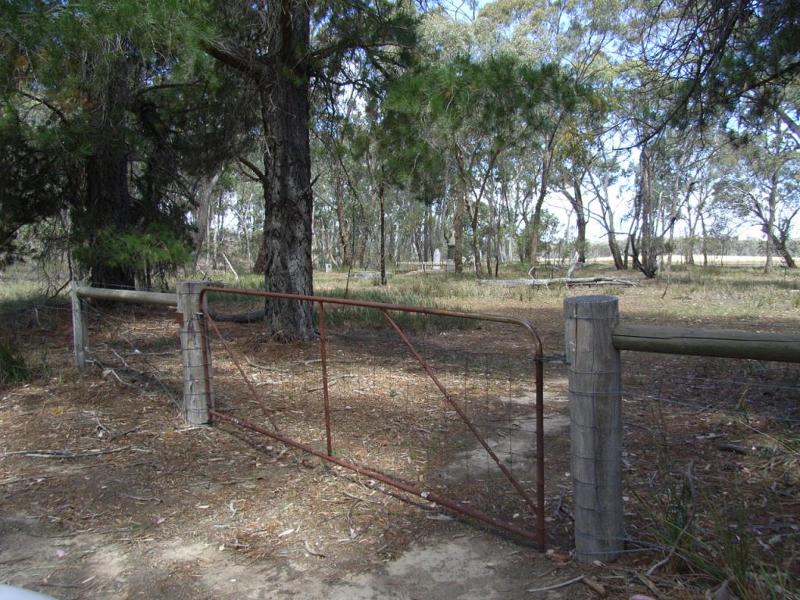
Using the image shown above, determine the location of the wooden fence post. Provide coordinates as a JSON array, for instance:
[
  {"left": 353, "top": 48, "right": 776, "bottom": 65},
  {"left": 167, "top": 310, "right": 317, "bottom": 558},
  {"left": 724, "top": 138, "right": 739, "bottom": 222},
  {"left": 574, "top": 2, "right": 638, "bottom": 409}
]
[
  {"left": 178, "top": 281, "right": 212, "bottom": 425},
  {"left": 70, "top": 281, "right": 88, "bottom": 369},
  {"left": 564, "top": 295, "right": 624, "bottom": 562}
]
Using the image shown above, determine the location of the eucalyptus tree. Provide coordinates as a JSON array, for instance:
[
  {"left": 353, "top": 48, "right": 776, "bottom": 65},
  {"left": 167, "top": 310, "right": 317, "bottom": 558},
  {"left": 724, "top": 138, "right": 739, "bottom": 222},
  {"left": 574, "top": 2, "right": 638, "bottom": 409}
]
[
  {"left": 583, "top": 144, "right": 628, "bottom": 269},
  {"left": 384, "top": 53, "right": 582, "bottom": 274},
  {"left": 474, "top": 0, "right": 623, "bottom": 264},
  {"left": 716, "top": 114, "right": 799, "bottom": 270}
]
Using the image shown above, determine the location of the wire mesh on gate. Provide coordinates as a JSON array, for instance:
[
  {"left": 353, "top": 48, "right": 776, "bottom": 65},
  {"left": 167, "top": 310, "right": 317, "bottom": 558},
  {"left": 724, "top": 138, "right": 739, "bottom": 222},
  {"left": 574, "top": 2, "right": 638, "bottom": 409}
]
[{"left": 199, "top": 286, "right": 547, "bottom": 548}]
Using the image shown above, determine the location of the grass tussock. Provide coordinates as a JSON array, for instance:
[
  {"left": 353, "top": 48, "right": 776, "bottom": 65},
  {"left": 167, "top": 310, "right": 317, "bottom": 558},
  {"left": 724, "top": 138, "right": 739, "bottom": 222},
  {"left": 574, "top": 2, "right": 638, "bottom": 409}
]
[{"left": 0, "top": 341, "right": 30, "bottom": 385}]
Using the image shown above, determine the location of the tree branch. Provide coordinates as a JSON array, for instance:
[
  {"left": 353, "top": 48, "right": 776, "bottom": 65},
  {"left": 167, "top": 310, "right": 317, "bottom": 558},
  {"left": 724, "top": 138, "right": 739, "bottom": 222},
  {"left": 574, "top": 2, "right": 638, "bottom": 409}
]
[
  {"left": 238, "top": 156, "right": 266, "bottom": 184},
  {"left": 16, "top": 90, "right": 68, "bottom": 124},
  {"left": 205, "top": 44, "right": 267, "bottom": 80}
]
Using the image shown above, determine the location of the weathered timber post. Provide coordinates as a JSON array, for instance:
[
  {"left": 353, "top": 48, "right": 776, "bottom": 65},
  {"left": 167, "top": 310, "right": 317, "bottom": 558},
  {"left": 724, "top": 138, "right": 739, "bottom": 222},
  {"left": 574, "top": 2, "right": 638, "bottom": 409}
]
[
  {"left": 564, "top": 295, "right": 624, "bottom": 561},
  {"left": 70, "top": 281, "right": 88, "bottom": 369},
  {"left": 177, "top": 281, "right": 212, "bottom": 425}
]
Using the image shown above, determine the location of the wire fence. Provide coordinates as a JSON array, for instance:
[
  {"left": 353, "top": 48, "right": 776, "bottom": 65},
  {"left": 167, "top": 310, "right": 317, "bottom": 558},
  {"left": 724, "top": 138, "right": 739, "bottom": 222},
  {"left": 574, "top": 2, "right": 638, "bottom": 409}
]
[
  {"left": 616, "top": 351, "right": 800, "bottom": 575},
  {"left": 0, "top": 282, "right": 183, "bottom": 411}
]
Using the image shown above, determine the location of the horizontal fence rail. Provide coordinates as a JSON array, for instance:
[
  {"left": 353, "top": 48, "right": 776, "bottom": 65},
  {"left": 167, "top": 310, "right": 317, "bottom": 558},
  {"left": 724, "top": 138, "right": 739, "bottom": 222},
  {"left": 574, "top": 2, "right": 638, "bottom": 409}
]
[
  {"left": 75, "top": 286, "right": 177, "bottom": 306},
  {"left": 613, "top": 323, "right": 800, "bottom": 363}
]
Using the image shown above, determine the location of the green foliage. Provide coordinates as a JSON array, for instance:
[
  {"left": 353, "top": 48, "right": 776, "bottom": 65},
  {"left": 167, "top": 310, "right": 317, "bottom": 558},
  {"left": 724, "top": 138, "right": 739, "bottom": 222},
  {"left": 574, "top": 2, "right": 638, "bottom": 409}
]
[
  {"left": 0, "top": 105, "right": 78, "bottom": 264},
  {"left": 74, "top": 223, "right": 191, "bottom": 283},
  {"left": 0, "top": 1, "right": 246, "bottom": 283}
]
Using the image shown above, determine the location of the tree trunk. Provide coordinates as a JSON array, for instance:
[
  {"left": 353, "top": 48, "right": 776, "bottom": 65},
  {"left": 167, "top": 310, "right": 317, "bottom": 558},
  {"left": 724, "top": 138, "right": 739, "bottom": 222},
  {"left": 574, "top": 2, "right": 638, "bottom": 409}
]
[
  {"left": 334, "top": 174, "right": 353, "bottom": 267},
  {"left": 608, "top": 234, "right": 625, "bottom": 270},
  {"left": 356, "top": 213, "right": 369, "bottom": 268},
  {"left": 771, "top": 231, "right": 797, "bottom": 268},
  {"left": 529, "top": 147, "right": 552, "bottom": 265},
  {"left": 700, "top": 213, "right": 708, "bottom": 267},
  {"left": 453, "top": 184, "right": 465, "bottom": 273},
  {"left": 636, "top": 146, "right": 658, "bottom": 278},
  {"left": 190, "top": 175, "right": 219, "bottom": 271},
  {"left": 470, "top": 204, "right": 482, "bottom": 277},
  {"left": 379, "top": 177, "right": 386, "bottom": 285},
  {"left": 80, "top": 53, "right": 135, "bottom": 289},
  {"left": 259, "top": 1, "right": 314, "bottom": 341},
  {"left": 570, "top": 180, "right": 587, "bottom": 263}
]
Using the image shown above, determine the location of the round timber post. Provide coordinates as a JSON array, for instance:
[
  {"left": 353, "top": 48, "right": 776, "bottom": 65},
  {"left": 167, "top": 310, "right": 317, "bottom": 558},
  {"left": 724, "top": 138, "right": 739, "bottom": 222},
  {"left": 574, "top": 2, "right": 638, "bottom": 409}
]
[
  {"left": 564, "top": 295, "right": 624, "bottom": 561},
  {"left": 178, "top": 281, "right": 212, "bottom": 425},
  {"left": 70, "top": 280, "right": 88, "bottom": 370}
]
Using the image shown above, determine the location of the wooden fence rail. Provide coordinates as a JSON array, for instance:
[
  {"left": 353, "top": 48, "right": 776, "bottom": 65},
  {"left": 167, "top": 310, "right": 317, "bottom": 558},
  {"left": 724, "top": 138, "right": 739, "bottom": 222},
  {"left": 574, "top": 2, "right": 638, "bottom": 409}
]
[{"left": 613, "top": 323, "right": 800, "bottom": 363}]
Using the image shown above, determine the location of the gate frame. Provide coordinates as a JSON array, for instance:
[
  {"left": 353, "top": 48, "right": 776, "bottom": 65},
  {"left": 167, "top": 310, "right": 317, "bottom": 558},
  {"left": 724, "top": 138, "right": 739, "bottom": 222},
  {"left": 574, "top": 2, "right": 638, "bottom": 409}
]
[{"left": 197, "top": 286, "right": 547, "bottom": 549}]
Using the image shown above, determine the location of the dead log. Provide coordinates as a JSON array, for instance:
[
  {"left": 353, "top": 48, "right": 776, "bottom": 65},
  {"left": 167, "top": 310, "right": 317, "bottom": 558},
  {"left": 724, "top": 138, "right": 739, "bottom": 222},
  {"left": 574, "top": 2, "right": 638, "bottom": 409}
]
[{"left": 481, "top": 277, "right": 639, "bottom": 288}]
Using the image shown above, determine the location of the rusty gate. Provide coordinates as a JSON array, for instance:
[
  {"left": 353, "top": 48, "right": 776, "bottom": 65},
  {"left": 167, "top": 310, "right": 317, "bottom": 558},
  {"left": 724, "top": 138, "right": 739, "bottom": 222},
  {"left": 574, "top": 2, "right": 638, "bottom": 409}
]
[{"left": 198, "top": 287, "right": 547, "bottom": 549}]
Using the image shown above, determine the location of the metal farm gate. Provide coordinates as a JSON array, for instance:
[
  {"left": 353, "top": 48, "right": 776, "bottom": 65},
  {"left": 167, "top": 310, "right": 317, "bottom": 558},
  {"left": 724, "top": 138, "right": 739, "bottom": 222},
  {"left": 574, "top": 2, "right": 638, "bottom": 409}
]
[{"left": 198, "top": 287, "right": 547, "bottom": 549}]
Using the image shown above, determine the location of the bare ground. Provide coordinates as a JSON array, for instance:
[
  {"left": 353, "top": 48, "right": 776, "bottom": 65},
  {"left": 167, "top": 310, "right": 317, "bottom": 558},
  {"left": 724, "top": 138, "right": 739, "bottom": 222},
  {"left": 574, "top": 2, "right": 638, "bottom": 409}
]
[{"left": 1, "top": 283, "right": 798, "bottom": 599}]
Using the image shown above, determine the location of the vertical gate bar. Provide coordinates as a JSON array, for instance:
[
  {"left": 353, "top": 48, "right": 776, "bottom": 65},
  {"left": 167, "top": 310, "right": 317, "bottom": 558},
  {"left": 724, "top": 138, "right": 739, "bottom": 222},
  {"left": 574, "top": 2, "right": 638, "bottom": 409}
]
[
  {"left": 535, "top": 356, "right": 545, "bottom": 550},
  {"left": 318, "top": 301, "right": 333, "bottom": 456}
]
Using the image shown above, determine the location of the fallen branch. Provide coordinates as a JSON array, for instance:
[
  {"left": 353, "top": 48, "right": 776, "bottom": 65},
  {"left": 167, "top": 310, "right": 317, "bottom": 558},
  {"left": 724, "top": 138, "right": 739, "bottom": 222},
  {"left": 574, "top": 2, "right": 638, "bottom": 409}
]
[
  {"left": 2, "top": 446, "right": 130, "bottom": 459},
  {"left": 481, "top": 277, "right": 639, "bottom": 288},
  {"left": 305, "top": 374, "right": 357, "bottom": 393},
  {"left": 528, "top": 575, "right": 584, "bottom": 593}
]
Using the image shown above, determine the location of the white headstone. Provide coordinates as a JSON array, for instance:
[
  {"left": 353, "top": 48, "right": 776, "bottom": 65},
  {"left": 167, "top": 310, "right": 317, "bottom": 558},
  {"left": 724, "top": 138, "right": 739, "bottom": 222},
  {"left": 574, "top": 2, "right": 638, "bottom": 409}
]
[
  {"left": 325, "top": 263, "right": 332, "bottom": 273},
  {"left": 433, "top": 248, "right": 442, "bottom": 271}
]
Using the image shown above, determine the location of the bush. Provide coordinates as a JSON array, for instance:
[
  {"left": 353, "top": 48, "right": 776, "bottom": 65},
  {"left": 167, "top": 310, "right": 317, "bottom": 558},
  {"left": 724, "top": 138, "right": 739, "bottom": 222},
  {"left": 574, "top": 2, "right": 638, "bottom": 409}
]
[{"left": 0, "top": 342, "right": 29, "bottom": 384}]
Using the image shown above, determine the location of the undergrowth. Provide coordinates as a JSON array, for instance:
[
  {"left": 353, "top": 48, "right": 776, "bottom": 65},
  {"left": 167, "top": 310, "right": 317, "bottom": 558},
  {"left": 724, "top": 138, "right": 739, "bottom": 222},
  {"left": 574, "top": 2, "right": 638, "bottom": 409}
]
[{"left": 0, "top": 341, "right": 30, "bottom": 385}]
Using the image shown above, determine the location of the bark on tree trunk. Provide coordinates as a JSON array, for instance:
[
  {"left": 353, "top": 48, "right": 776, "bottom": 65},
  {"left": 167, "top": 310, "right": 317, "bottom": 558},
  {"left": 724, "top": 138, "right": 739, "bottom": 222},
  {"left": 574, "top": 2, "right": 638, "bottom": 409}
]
[
  {"left": 608, "top": 235, "right": 625, "bottom": 270},
  {"left": 470, "top": 205, "right": 482, "bottom": 277},
  {"left": 259, "top": 3, "right": 315, "bottom": 341},
  {"left": 569, "top": 180, "right": 587, "bottom": 263},
  {"left": 771, "top": 231, "right": 797, "bottom": 268}
]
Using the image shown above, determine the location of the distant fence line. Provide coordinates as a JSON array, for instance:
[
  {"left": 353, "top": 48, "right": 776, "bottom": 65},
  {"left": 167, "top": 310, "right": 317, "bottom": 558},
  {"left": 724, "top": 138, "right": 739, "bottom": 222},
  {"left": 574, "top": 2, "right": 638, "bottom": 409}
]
[{"left": 593, "top": 254, "right": 789, "bottom": 268}]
